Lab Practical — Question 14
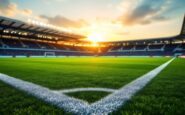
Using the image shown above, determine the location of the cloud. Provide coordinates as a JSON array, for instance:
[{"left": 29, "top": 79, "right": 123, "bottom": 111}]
[
  {"left": 47, "top": 0, "right": 62, "bottom": 1},
  {"left": 41, "top": 0, "right": 66, "bottom": 5},
  {"left": 0, "top": 0, "right": 17, "bottom": 17},
  {"left": 21, "top": 9, "right": 32, "bottom": 16},
  {"left": 118, "top": 0, "right": 173, "bottom": 26},
  {"left": 0, "top": 0, "right": 32, "bottom": 17},
  {"left": 0, "top": 0, "right": 9, "bottom": 8},
  {"left": 40, "top": 15, "right": 88, "bottom": 28}
]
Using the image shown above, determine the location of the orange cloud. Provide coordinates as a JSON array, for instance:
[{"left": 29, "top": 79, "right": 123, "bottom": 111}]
[
  {"left": 0, "top": 3, "right": 17, "bottom": 17},
  {"left": 40, "top": 15, "right": 88, "bottom": 28},
  {"left": 0, "top": 1, "right": 32, "bottom": 18},
  {"left": 21, "top": 9, "right": 33, "bottom": 16}
]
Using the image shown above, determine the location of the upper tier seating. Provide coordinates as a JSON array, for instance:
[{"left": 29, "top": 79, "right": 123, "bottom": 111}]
[
  {"left": 111, "top": 45, "right": 122, "bottom": 51},
  {"left": 22, "top": 40, "right": 41, "bottom": 49},
  {"left": 122, "top": 45, "right": 134, "bottom": 50},
  {"left": 181, "top": 43, "right": 185, "bottom": 49},
  {"left": 2, "top": 39, "right": 23, "bottom": 48},
  {"left": 148, "top": 44, "right": 164, "bottom": 50},
  {"left": 165, "top": 44, "right": 179, "bottom": 52},
  {"left": 135, "top": 45, "right": 147, "bottom": 50},
  {"left": 54, "top": 44, "right": 68, "bottom": 50},
  {"left": 37, "top": 42, "right": 53, "bottom": 49}
]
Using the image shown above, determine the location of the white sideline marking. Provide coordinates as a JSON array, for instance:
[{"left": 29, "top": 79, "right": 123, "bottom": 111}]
[
  {"left": 0, "top": 73, "right": 90, "bottom": 114},
  {"left": 0, "top": 58, "right": 174, "bottom": 115},
  {"left": 89, "top": 58, "right": 175, "bottom": 114},
  {"left": 53, "top": 88, "right": 116, "bottom": 94}
]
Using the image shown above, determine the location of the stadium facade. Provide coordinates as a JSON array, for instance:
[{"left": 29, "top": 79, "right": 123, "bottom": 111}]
[{"left": 0, "top": 16, "right": 185, "bottom": 57}]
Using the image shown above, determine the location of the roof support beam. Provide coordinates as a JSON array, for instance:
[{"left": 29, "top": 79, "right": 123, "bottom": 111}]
[{"left": 8, "top": 22, "right": 16, "bottom": 27}]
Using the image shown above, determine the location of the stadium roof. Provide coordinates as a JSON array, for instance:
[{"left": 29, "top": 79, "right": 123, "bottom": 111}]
[
  {"left": 0, "top": 16, "right": 86, "bottom": 42},
  {"left": 103, "top": 35, "right": 185, "bottom": 45}
]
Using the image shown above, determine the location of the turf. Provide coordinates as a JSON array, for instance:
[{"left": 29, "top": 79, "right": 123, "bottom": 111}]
[
  {"left": 0, "top": 57, "right": 171, "bottom": 114},
  {"left": 0, "top": 81, "right": 70, "bottom": 115},
  {"left": 66, "top": 91, "right": 110, "bottom": 103},
  {"left": 0, "top": 57, "right": 169, "bottom": 89},
  {"left": 113, "top": 58, "right": 185, "bottom": 115}
]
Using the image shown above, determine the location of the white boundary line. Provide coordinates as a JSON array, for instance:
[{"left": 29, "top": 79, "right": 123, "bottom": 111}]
[
  {"left": 89, "top": 58, "right": 175, "bottom": 114},
  {"left": 0, "top": 73, "right": 89, "bottom": 114},
  {"left": 0, "top": 58, "right": 174, "bottom": 115}
]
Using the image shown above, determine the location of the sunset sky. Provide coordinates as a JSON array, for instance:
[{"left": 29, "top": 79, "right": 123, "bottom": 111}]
[{"left": 0, "top": 0, "right": 185, "bottom": 41}]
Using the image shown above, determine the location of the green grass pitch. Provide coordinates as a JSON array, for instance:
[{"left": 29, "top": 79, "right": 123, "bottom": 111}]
[{"left": 0, "top": 57, "right": 185, "bottom": 114}]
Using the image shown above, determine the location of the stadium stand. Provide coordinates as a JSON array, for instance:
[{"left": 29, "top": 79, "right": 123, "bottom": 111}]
[
  {"left": 135, "top": 45, "right": 147, "bottom": 51},
  {"left": 102, "top": 15, "right": 185, "bottom": 57},
  {"left": 22, "top": 40, "right": 41, "bottom": 49},
  {"left": 148, "top": 44, "right": 164, "bottom": 51},
  {"left": 0, "top": 15, "right": 185, "bottom": 57},
  {"left": 2, "top": 38, "right": 23, "bottom": 48},
  {"left": 105, "top": 43, "right": 185, "bottom": 56}
]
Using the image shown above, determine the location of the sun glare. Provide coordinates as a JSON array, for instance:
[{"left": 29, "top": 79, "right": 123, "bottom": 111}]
[{"left": 87, "top": 32, "right": 105, "bottom": 42}]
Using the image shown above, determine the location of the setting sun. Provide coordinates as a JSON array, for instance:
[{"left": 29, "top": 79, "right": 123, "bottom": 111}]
[{"left": 87, "top": 32, "right": 106, "bottom": 42}]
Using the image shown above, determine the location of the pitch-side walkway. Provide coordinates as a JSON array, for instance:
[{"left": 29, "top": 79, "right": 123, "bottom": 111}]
[{"left": 0, "top": 58, "right": 174, "bottom": 115}]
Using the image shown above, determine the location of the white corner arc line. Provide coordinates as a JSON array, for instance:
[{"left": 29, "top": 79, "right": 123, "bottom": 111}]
[
  {"left": 0, "top": 58, "right": 174, "bottom": 115},
  {"left": 53, "top": 88, "right": 116, "bottom": 94}
]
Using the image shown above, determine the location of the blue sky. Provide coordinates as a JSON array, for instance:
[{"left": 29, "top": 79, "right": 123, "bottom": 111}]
[{"left": 0, "top": 0, "right": 185, "bottom": 41}]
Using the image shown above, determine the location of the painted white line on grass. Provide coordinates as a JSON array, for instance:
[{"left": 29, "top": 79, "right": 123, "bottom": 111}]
[
  {"left": 53, "top": 88, "right": 116, "bottom": 94},
  {"left": 0, "top": 73, "right": 90, "bottom": 114},
  {"left": 89, "top": 58, "right": 175, "bottom": 114},
  {"left": 0, "top": 58, "right": 174, "bottom": 115}
]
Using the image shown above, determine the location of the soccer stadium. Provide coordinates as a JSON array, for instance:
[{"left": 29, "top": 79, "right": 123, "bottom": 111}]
[{"left": 0, "top": 0, "right": 185, "bottom": 115}]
